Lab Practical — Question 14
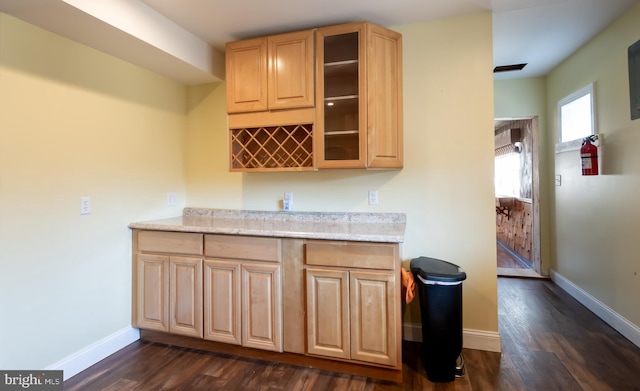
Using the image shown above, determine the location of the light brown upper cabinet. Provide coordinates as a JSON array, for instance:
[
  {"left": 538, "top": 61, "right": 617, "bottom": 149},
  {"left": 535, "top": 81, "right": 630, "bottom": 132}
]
[
  {"left": 226, "top": 30, "right": 314, "bottom": 113},
  {"left": 226, "top": 22, "right": 402, "bottom": 171},
  {"left": 315, "top": 22, "right": 403, "bottom": 169}
]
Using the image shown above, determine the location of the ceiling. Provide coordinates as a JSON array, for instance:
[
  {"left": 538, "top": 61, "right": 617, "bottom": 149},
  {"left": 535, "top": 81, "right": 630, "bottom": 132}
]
[{"left": 1, "top": 0, "right": 638, "bottom": 84}]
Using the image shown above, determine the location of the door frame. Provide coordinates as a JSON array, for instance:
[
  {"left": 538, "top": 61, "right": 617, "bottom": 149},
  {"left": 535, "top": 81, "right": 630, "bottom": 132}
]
[{"left": 495, "top": 116, "right": 542, "bottom": 275}]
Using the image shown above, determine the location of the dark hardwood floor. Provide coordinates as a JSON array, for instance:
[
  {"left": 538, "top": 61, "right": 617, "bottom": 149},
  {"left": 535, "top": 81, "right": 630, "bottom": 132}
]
[
  {"left": 497, "top": 245, "right": 526, "bottom": 269},
  {"left": 496, "top": 242, "right": 532, "bottom": 270},
  {"left": 65, "top": 278, "right": 640, "bottom": 390}
]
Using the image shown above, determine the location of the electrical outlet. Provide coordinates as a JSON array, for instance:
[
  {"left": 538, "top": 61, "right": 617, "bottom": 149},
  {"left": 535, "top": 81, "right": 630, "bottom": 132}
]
[
  {"left": 555, "top": 175, "right": 562, "bottom": 186},
  {"left": 167, "top": 192, "right": 177, "bottom": 206},
  {"left": 368, "top": 190, "right": 379, "bottom": 205},
  {"left": 283, "top": 192, "right": 293, "bottom": 211},
  {"left": 80, "top": 197, "right": 91, "bottom": 215}
]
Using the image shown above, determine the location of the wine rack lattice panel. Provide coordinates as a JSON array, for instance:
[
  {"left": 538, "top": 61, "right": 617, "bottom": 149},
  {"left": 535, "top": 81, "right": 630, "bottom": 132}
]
[{"left": 230, "top": 124, "right": 314, "bottom": 170}]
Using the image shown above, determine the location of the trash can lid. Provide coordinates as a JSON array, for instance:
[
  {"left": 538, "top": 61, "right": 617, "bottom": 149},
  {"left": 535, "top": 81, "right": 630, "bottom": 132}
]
[{"left": 410, "top": 256, "right": 467, "bottom": 282}]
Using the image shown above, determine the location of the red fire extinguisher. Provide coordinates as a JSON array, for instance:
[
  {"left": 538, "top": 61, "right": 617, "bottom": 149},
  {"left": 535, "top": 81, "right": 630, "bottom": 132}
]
[{"left": 581, "top": 135, "right": 598, "bottom": 176}]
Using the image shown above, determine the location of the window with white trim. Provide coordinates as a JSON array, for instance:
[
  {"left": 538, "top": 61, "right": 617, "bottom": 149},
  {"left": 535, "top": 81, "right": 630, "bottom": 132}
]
[
  {"left": 495, "top": 153, "right": 520, "bottom": 197},
  {"left": 558, "top": 83, "right": 595, "bottom": 143}
]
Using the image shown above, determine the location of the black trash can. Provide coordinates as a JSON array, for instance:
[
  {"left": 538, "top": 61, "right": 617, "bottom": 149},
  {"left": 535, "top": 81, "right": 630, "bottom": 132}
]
[{"left": 410, "top": 256, "right": 467, "bottom": 382}]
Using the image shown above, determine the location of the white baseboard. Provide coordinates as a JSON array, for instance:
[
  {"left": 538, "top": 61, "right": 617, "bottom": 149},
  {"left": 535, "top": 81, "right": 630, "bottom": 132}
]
[
  {"left": 403, "top": 322, "right": 423, "bottom": 342},
  {"left": 403, "top": 323, "right": 501, "bottom": 352},
  {"left": 463, "top": 329, "right": 502, "bottom": 352},
  {"left": 46, "top": 326, "right": 140, "bottom": 381},
  {"left": 550, "top": 270, "right": 640, "bottom": 349}
]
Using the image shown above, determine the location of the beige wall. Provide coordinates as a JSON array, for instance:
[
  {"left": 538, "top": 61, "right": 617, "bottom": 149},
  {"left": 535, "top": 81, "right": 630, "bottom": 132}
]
[
  {"left": 0, "top": 14, "right": 187, "bottom": 368},
  {"left": 185, "top": 13, "right": 499, "bottom": 333},
  {"left": 546, "top": 3, "right": 640, "bottom": 327},
  {"left": 185, "top": 82, "right": 241, "bottom": 207},
  {"left": 495, "top": 77, "right": 546, "bottom": 120},
  {"left": 494, "top": 77, "right": 552, "bottom": 274}
]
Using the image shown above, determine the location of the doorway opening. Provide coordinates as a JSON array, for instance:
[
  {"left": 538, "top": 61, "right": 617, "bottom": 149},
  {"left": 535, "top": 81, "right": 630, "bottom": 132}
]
[{"left": 494, "top": 117, "right": 544, "bottom": 278}]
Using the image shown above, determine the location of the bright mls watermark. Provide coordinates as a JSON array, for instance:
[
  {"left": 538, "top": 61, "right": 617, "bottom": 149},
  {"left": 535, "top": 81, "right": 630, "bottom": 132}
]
[{"left": 0, "top": 371, "right": 63, "bottom": 390}]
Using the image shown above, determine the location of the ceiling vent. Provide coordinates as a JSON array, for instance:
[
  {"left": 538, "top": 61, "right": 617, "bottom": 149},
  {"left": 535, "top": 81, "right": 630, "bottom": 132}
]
[{"left": 493, "top": 63, "right": 527, "bottom": 73}]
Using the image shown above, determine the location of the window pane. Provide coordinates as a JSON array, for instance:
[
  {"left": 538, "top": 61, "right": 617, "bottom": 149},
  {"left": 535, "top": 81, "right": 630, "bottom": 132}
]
[
  {"left": 561, "top": 93, "right": 592, "bottom": 142},
  {"left": 495, "top": 153, "right": 520, "bottom": 197}
]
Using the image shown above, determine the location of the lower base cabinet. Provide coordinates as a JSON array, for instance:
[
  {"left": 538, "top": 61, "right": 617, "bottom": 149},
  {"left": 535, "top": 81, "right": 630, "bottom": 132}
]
[
  {"left": 135, "top": 234, "right": 283, "bottom": 352},
  {"left": 133, "top": 230, "right": 401, "bottom": 379},
  {"left": 306, "top": 268, "right": 398, "bottom": 366},
  {"left": 304, "top": 240, "right": 400, "bottom": 368},
  {"left": 204, "top": 259, "right": 283, "bottom": 352},
  {"left": 135, "top": 253, "right": 203, "bottom": 338}
]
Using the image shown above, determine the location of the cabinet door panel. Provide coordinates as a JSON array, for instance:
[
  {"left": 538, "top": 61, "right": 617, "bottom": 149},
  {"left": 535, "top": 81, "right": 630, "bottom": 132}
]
[
  {"left": 350, "top": 270, "right": 398, "bottom": 366},
  {"left": 242, "top": 263, "right": 283, "bottom": 352},
  {"left": 204, "top": 260, "right": 241, "bottom": 345},
  {"left": 268, "top": 30, "right": 314, "bottom": 110},
  {"left": 226, "top": 37, "right": 268, "bottom": 113},
  {"left": 366, "top": 24, "right": 403, "bottom": 168},
  {"left": 135, "top": 254, "right": 169, "bottom": 332},
  {"left": 315, "top": 23, "right": 367, "bottom": 169},
  {"left": 315, "top": 22, "right": 403, "bottom": 170},
  {"left": 170, "top": 256, "right": 203, "bottom": 338},
  {"left": 306, "top": 268, "right": 350, "bottom": 359}
]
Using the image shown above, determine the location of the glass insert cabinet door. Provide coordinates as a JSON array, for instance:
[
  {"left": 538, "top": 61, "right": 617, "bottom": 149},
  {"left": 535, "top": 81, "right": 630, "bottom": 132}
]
[{"left": 315, "top": 24, "right": 367, "bottom": 168}]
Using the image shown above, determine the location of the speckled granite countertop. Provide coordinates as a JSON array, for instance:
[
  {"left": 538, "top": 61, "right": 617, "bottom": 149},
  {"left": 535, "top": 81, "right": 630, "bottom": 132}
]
[{"left": 128, "top": 208, "right": 406, "bottom": 243}]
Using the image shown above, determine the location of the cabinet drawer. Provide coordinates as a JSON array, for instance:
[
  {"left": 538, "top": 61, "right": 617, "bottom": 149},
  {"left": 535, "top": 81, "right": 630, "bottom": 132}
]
[
  {"left": 138, "top": 231, "right": 203, "bottom": 255},
  {"left": 305, "top": 241, "right": 398, "bottom": 270},
  {"left": 205, "top": 234, "right": 281, "bottom": 263}
]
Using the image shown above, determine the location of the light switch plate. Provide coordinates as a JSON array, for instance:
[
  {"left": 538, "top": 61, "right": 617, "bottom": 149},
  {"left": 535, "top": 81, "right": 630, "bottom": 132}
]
[
  {"left": 555, "top": 175, "right": 562, "bottom": 186},
  {"left": 167, "top": 192, "right": 177, "bottom": 206},
  {"left": 80, "top": 197, "right": 91, "bottom": 215},
  {"left": 283, "top": 192, "right": 293, "bottom": 211},
  {"left": 368, "top": 190, "right": 379, "bottom": 205}
]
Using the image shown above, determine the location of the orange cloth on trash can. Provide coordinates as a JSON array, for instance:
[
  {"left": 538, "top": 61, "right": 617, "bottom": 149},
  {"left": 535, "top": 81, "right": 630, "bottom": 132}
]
[{"left": 401, "top": 267, "right": 416, "bottom": 304}]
